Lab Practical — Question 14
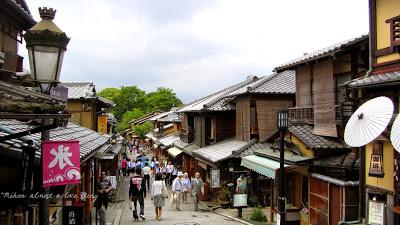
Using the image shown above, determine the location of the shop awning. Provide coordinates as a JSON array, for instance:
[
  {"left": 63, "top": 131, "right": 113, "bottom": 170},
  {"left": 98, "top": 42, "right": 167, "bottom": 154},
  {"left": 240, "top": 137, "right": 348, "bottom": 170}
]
[
  {"left": 241, "top": 155, "right": 288, "bottom": 179},
  {"left": 167, "top": 147, "right": 182, "bottom": 157}
]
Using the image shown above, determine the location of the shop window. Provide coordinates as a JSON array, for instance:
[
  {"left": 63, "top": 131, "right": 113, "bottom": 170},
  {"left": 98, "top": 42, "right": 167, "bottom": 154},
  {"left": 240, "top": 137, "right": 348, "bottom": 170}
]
[{"left": 368, "top": 142, "right": 384, "bottom": 178}]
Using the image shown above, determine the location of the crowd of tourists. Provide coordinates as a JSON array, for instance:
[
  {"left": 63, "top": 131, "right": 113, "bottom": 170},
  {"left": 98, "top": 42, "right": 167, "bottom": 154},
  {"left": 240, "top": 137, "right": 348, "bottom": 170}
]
[{"left": 111, "top": 142, "right": 205, "bottom": 221}]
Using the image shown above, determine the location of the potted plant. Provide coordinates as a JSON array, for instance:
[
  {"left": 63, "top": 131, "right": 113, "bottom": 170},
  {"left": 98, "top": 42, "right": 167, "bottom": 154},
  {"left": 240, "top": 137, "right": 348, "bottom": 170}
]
[{"left": 215, "top": 181, "right": 230, "bottom": 208}]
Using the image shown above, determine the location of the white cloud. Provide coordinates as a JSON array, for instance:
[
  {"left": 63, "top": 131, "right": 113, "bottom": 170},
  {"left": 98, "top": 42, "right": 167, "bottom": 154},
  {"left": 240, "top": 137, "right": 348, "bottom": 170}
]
[{"left": 20, "top": 0, "right": 368, "bottom": 103}]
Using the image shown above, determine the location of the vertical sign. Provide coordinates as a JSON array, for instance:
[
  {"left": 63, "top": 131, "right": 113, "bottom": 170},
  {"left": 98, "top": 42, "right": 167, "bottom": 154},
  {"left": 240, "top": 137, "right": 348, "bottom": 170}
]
[
  {"left": 211, "top": 169, "right": 220, "bottom": 188},
  {"left": 368, "top": 201, "right": 385, "bottom": 225},
  {"left": 62, "top": 206, "right": 84, "bottom": 225},
  {"left": 97, "top": 115, "right": 108, "bottom": 134},
  {"left": 50, "top": 85, "right": 68, "bottom": 103},
  {"left": 368, "top": 142, "right": 384, "bottom": 177},
  {"left": 42, "top": 141, "right": 81, "bottom": 187}
]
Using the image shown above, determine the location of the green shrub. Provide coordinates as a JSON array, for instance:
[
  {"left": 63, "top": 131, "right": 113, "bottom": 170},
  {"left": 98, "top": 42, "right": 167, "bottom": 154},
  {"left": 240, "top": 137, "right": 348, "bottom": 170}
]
[{"left": 249, "top": 207, "right": 267, "bottom": 222}]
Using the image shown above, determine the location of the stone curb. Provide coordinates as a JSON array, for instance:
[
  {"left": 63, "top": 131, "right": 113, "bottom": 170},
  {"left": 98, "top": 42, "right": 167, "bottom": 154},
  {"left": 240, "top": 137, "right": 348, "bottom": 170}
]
[{"left": 213, "top": 211, "right": 254, "bottom": 225}]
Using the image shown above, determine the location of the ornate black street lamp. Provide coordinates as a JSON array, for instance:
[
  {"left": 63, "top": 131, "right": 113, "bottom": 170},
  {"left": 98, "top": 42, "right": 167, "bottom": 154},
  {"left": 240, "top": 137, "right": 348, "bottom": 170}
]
[
  {"left": 277, "top": 109, "right": 288, "bottom": 225},
  {"left": 24, "top": 7, "right": 70, "bottom": 94},
  {"left": 24, "top": 7, "right": 70, "bottom": 225}
]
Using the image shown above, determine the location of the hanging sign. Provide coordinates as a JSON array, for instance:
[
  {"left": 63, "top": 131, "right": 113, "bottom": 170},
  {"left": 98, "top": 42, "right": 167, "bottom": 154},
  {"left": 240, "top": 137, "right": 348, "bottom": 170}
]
[
  {"left": 368, "top": 201, "right": 385, "bottom": 225},
  {"left": 42, "top": 141, "right": 81, "bottom": 187},
  {"left": 211, "top": 169, "right": 220, "bottom": 188},
  {"left": 368, "top": 142, "right": 384, "bottom": 178},
  {"left": 97, "top": 115, "right": 108, "bottom": 134}
]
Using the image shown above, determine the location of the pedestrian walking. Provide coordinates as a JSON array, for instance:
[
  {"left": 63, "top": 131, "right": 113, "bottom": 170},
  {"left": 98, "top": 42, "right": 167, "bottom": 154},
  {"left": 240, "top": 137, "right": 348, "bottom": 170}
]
[
  {"left": 191, "top": 172, "right": 204, "bottom": 211},
  {"left": 181, "top": 172, "right": 191, "bottom": 203},
  {"left": 171, "top": 172, "right": 184, "bottom": 211},
  {"left": 127, "top": 159, "right": 136, "bottom": 176},
  {"left": 129, "top": 167, "right": 146, "bottom": 221},
  {"left": 151, "top": 173, "right": 168, "bottom": 221},
  {"left": 97, "top": 172, "right": 112, "bottom": 225},
  {"left": 166, "top": 161, "right": 174, "bottom": 186},
  {"left": 142, "top": 162, "right": 151, "bottom": 191},
  {"left": 121, "top": 157, "right": 127, "bottom": 176}
]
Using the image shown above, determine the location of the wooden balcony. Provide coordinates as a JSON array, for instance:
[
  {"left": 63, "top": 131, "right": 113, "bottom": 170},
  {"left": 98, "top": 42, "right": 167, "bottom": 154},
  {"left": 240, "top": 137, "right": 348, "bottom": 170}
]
[
  {"left": 180, "top": 128, "right": 194, "bottom": 143},
  {"left": 386, "top": 15, "right": 400, "bottom": 50},
  {"left": 288, "top": 102, "right": 353, "bottom": 127},
  {"left": 288, "top": 106, "right": 314, "bottom": 125}
]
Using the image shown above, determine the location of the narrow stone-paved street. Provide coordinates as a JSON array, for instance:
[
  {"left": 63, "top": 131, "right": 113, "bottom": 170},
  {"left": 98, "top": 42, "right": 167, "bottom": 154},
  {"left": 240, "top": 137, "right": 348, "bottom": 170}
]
[{"left": 103, "top": 149, "right": 244, "bottom": 225}]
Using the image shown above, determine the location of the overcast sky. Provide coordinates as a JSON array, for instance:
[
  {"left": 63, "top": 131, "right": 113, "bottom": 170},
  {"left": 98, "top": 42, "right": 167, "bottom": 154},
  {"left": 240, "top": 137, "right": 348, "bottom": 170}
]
[{"left": 20, "top": 0, "right": 368, "bottom": 103}]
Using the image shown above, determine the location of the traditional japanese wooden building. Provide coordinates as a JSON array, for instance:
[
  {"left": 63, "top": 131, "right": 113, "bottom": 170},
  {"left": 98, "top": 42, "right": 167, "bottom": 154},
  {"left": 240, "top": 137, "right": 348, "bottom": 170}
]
[
  {"left": 61, "top": 82, "right": 115, "bottom": 133},
  {"left": 344, "top": 0, "right": 400, "bottom": 224},
  {"left": 274, "top": 35, "right": 369, "bottom": 225}
]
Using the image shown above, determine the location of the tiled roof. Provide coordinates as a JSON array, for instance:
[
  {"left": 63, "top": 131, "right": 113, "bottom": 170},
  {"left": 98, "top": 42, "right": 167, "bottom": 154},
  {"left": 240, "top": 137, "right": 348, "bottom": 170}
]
[
  {"left": 227, "top": 70, "right": 296, "bottom": 97},
  {"left": 129, "top": 111, "right": 163, "bottom": 124},
  {"left": 289, "top": 125, "right": 349, "bottom": 150},
  {"left": 193, "top": 138, "right": 254, "bottom": 163},
  {"left": 173, "top": 139, "right": 191, "bottom": 149},
  {"left": 274, "top": 35, "right": 368, "bottom": 71},
  {"left": 61, "top": 82, "right": 96, "bottom": 99},
  {"left": 178, "top": 76, "right": 259, "bottom": 112},
  {"left": 158, "top": 134, "right": 180, "bottom": 147},
  {"left": 4, "top": 0, "right": 36, "bottom": 28},
  {"left": 158, "top": 112, "right": 181, "bottom": 123},
  {"left": 313, "top": 149, "right": 358, "bottom": 168},
  {"left": 235, "top": 142, "right": 270, "bottom": 158},
  {"left": 345, "top": 70, "right": 400, "bottom": 88},
  {"left": 97, "top": 96, "right": 115, "bottom": 107},
  {"left": 0, "top": 119, "right": 109, "bottom": 160},
  {"left": 0, "top": 80, "right": 64, "bottom": 114}
]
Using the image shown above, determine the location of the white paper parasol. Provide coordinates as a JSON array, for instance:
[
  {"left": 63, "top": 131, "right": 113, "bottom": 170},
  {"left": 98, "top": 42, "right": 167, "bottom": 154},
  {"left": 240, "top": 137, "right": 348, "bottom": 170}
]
[
  {"left": 344, "top": 96, "right": 393, "bottom": 147},
  {"left": 390, "top": 114, "right": 400, "bottom": 153}
]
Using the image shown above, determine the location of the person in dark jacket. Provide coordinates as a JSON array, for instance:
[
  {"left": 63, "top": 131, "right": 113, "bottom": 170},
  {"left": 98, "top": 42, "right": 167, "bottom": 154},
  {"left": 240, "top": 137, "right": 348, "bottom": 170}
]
[{"left": 129, "top": 167, "right": 146, "bottom": 220}]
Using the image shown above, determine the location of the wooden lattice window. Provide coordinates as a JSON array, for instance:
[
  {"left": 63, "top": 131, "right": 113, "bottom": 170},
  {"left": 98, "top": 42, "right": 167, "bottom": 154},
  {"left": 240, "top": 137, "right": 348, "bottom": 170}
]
[{"left": 386, "top": 15, "right": 400, "bottom": 51}]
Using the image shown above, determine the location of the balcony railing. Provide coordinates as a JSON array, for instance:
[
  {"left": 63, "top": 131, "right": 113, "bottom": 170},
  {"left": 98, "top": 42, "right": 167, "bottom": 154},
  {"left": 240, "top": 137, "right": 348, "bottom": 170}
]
[
  {"left": 386, "top": 15, "right": 400, "bottom": 50},
  {"left": 288, "top": 106, "right": 314, "bottom": 125},
  {"left": 288, "top": 102, "right": 353, "bottom": 127}
]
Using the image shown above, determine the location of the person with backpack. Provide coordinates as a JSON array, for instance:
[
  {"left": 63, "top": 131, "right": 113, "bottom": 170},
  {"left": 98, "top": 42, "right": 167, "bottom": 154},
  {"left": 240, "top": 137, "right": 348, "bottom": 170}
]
[{"left": 129, "top": 167, "right": 146, "bottom": 221}]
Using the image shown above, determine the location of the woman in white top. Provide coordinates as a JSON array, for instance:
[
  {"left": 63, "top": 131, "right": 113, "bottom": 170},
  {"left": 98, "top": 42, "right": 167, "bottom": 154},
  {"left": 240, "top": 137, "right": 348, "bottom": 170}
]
[{"left": 151, "top": 172, "right": 166, "bottom": 221}]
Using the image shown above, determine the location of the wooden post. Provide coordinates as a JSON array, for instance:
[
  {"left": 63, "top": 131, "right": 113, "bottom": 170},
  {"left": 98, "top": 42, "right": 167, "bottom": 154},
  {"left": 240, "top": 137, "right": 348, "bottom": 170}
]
[{"left": 270, "top": 178, "right": 274, "bottom": 224}]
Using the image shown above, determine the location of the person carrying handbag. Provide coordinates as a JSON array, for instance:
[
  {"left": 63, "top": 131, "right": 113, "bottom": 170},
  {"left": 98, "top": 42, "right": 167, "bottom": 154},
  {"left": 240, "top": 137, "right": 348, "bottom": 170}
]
[
  {"left": 181, "top": 172, "right": 191, "bottom": 203},
  {"left": 151, "top": 172, "right": 168, "bottom": 221}
]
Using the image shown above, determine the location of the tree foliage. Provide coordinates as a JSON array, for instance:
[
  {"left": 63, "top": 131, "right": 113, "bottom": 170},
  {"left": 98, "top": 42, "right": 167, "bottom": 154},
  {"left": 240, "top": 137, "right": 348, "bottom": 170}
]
[
  {"left": 133, "top": 122, "right": 153, "bottom": 139},
  {"left": 144, "top": 87, "right": 183, "bottom": 112},
  {"left": 98, "top": 86, "right": 183, "bottom": 133},
  {"left": 112, "top": 86, "right": 145, "bottom": 120},
  {"left": 98, "top": 88, "right": 120, "bottom": 101},
  {"left": 116, "top": 109, "right": 145, "bottom": 132}
]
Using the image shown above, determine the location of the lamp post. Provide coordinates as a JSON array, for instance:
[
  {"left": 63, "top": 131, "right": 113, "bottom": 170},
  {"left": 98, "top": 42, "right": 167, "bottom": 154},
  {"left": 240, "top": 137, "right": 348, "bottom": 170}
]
[
  {"left": 277, "top": 109, "right": 288, "bottom": 225},
  {"left": 24, "top": 7, "right": 69, "bottom": 225}
]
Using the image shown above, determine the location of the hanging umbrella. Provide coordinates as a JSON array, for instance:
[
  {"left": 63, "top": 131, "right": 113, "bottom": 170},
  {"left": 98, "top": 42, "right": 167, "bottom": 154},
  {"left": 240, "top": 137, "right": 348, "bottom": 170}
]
[
  {"left": 344, "top": 96, "right": 393, "bottom": 147},
  {"left": 391, "top": 114, "right": 400, "bottom": 153}
]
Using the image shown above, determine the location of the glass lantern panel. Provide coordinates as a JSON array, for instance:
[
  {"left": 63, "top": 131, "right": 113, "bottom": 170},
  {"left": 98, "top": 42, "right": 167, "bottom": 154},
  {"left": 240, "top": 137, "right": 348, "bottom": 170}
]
[{"left": 32, "top": 46, "right": 60, "bottom": 82}]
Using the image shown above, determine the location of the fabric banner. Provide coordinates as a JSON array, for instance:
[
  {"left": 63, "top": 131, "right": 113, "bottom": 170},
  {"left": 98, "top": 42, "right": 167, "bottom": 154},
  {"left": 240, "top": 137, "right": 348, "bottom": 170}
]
[{"left": 42, "top": 140, "right": 81, "bottom": 187}]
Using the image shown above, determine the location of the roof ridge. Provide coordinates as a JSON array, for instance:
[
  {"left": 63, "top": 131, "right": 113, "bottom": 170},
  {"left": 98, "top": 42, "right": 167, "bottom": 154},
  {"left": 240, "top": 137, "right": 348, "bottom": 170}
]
[
  {"left": 204, "top": 76, "right": 258, "bottom": 108},
  {"left": 274, "top": 34, "right": 368, "bottom": 71}
]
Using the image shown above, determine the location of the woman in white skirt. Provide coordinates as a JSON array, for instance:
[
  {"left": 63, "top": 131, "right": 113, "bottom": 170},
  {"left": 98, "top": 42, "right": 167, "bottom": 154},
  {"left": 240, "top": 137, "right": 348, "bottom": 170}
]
[{"left": 151, "top": 172, "right": 167, "bottom": 221}]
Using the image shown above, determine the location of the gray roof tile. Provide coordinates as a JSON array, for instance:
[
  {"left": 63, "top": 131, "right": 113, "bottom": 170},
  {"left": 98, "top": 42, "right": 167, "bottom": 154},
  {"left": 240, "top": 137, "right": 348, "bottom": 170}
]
[
  {"left": 346, "top": 70, "right": 400, "bottom": 88},
  {"left": 0, "top": 119, "right": 109, "bottom": 160},
  {"left": 178, "top": 76, "right": 259, "bottom": 112},
  {"left": 193, "top": 138, "right": 254, "bottom": 163},
  {"left": 227, "top": 70, "right": 296, "bottom": 97},
  {"left": 61, "top": 82, "right": 96, "bottom": 99},
  {"left": 274, "top": 35, "right": 368, "bottom": 71},
  {"left": 288, "top": 125, "right": 349, "bottom": 150}
]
